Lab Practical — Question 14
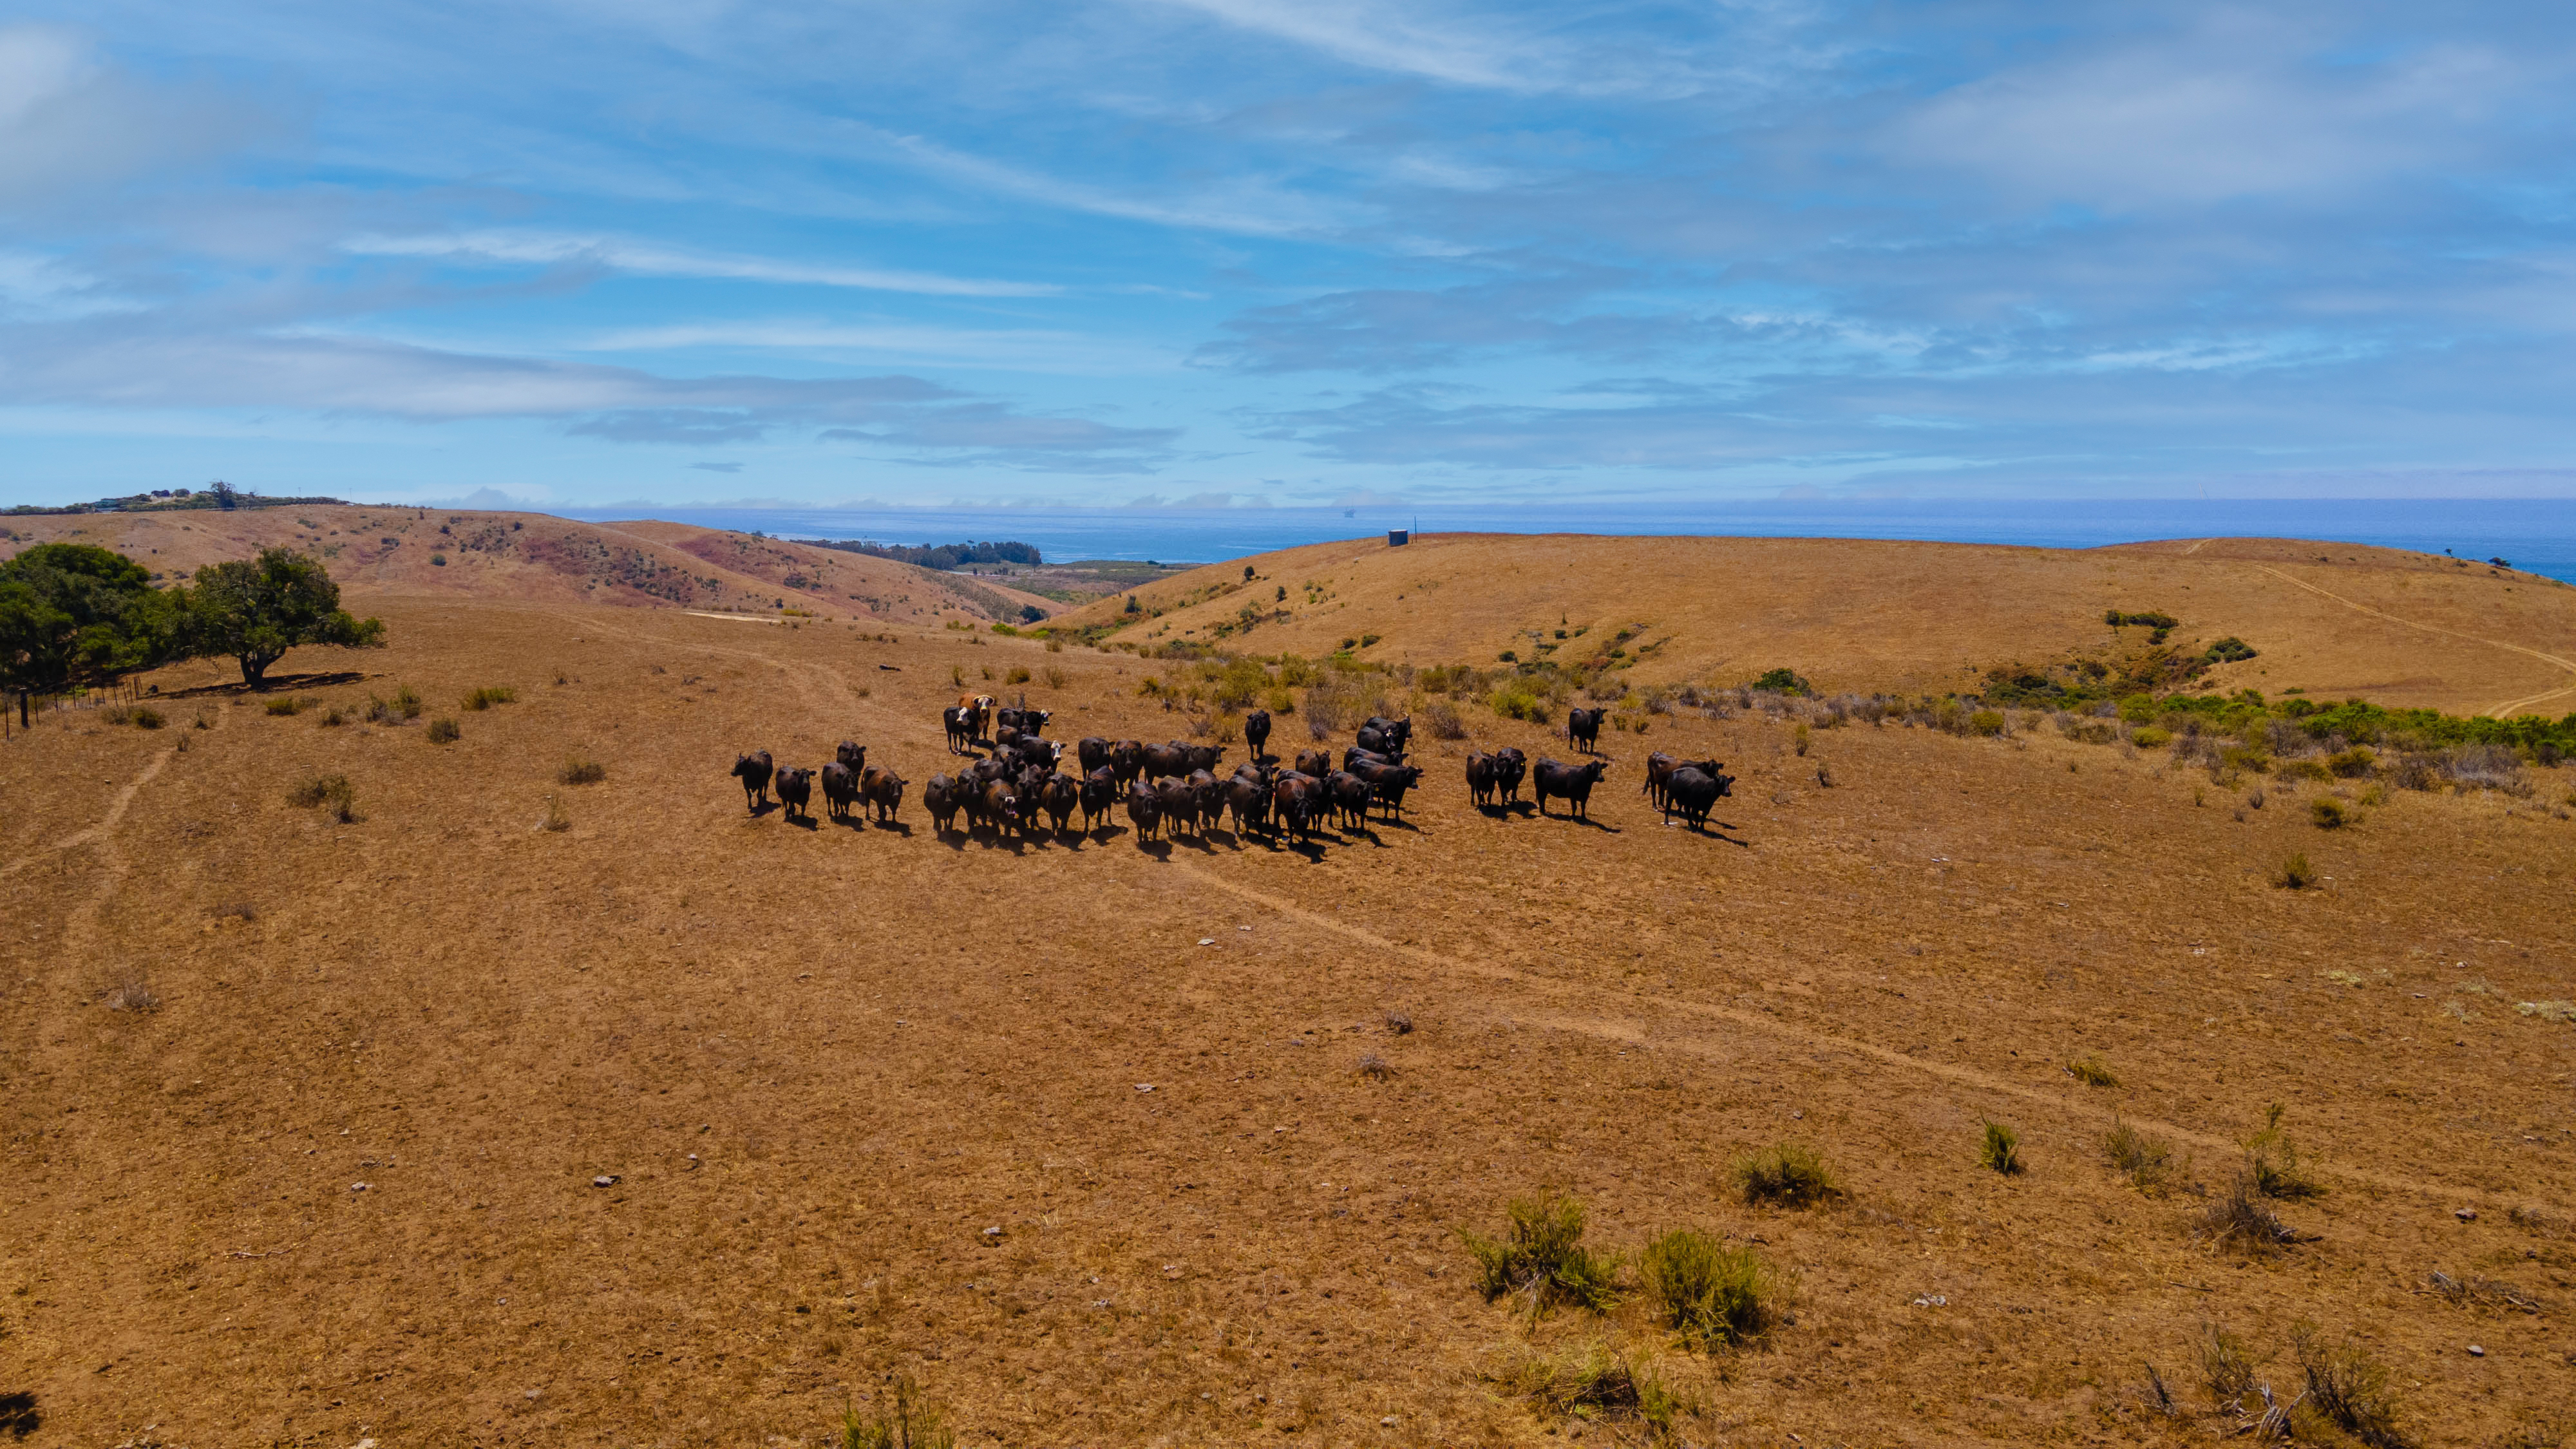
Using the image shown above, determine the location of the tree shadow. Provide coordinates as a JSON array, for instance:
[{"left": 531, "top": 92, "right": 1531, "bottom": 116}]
[{"left": 1, "top": 1390, "right": 39, "bottom": 1441}]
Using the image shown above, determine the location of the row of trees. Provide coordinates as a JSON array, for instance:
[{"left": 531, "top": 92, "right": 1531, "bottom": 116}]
[{"left": 0, "top": 544, "right": 383, "bottom": 719}]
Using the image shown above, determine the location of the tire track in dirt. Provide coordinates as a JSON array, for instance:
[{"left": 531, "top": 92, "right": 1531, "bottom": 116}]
[
  {"left": 1171, "top": 858, "right": 2559, "bottom": 1212},
  {"left": 1, "top": 743, "right": 176, "bottom": 880},
  {"left": 2253, "top": 564, "right": 2576, "bottom": 719}
]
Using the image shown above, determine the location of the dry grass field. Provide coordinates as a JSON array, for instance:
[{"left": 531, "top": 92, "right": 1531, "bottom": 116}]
[
  {"left": 3, "top": 528, "right": 2574, "bottom": 1448},
  {"left": 1059, "top": 533, "right": 2576, "bottom": 718}
]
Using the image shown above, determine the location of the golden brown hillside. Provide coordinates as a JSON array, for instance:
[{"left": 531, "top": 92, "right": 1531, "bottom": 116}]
[
  {"left": 1057, "top": 533, "right": 2576, "bottom": 717},
  {"left": 0, "top": 506, "right": 1058, "bottom": 624},
  {"left": 3, "top": 594, "right": 2571, "bottom": 1448}
]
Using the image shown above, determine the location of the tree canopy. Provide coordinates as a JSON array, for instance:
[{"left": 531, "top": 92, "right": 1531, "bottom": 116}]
[
  {"left": 184, "top": 547, "right": 384, "bottom": 687},
  {"left": 0, "top": 542, "right": 180, "bottom": 698}
]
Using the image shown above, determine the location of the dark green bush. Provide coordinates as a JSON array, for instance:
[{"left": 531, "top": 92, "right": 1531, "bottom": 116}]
[
  {"left": 1730, "top": 1142, "right": 1842, "bottom": 1208},
  {"left": 1459, "top": 1191, "right": 1622, "bottom": 1318},
  {"left": 1640, "top": 1229, "right": 1778, "bottom": 1348}
]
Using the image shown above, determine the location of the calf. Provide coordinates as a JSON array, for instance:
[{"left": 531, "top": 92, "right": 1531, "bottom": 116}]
[
  {"left": 860, "top": 764, "right": 907, "bottom": 823},
  {"left": 774, "top": 766, "right": 815, "bottom": 823},
  {"left": 1244, "top": 708, "right": 1272, "bottom": 761},
  {"left": 1566, "top": 708, "right": 1604, "bottom": 753},
  {"left": 732, "top": 750, "right": 774, "bottom": 810},
  {"left": 1661, "top": 765, "right": 1735, "bottom": 831},
  {"left": 1531, "top": 757, "right": 1609, "bottom": 819},
  {"left": 819, "top": 761, "right": 860, "bottom": 821}
]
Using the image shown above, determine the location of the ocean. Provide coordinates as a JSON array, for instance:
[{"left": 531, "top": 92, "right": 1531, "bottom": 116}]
[{"left": 563, "top": 498, "right": 2576, "bottom": 586}]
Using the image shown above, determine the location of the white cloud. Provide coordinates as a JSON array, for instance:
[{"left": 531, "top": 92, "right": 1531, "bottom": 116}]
[
  {"left": 0, "top": 24, "right": 276, "bottom": 205},
  {"left": 341, "top": 229, "right": 1061, "bottom": 298},
  {"left": 869, "top": 126, "right": 1357, "bottom": 237},
  {"left": 575, "top": 318, "right": 1179, "bottom": 374}
]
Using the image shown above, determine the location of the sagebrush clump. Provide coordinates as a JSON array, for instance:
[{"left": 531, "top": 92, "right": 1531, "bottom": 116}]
[
  {"left": 1459, "top": 1191, "right": 1622, "bottom": 1319},
  {"left": 1730, "top": 1142, "right": 1842, "bottom": 1208},
  {"left": 1640, "top": 1229, "right": 1778, "bottom": 1348}
]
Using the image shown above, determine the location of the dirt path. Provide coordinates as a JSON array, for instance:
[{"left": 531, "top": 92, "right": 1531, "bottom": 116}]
[
  {"left": 2253, "top": 564, "right": 2576, "bottom": 717},
  {"left": 0, "top": 743, "right": 176, "bottom": 880},
  {"left": 1171, "top": 858, "right": 2553, "bottom": 1213}
]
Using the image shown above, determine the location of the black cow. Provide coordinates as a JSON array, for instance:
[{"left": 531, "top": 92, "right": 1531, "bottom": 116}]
[
  {"left": 1566, "top": 708, "right": 1604, "bottom": 753},
  {"left": 1077, "top": 736, "right": 1113, "bottom": 776},
  {"left": 1643, "top": 752, "right": 1723, "bottom": 811},
  {"left": 1294, "top": 748, "right": 1332, "bottom": 779},
  {"left": 1356, "top": 760, "right": 1425, "bottom": 820},
  {"left": 1081, "top": 767, "right": 1119, "bottom": 830},
  {"left": 1662, "top": 765, "right": 1735, "bottom": 831},
  {"left": 1493, "top": 746, "right": 1530, "bottom": 805},
  {"left": 1244, "top": 708, "right": 1272, "bottom": 761},
  {"left": 732, "top": 750, "right": 774, "bottom": 810},
  {"left": 1141, "top": 741, "right": 1191, "bottom": 781},
  {"left": 1110, "top": 739, "right": 1146, "bottom": 788},
  {"left": 1157, "top": 775, "right": 1200, "bottom": 835},
  {"left": 1532, "top": 757, "right": 1609, "bottom": 819},
  {"left": 1325, "top": 770, "right": 1373, "bottom": 829},
  {"left": 860, "top": 765, "right": 907, "bottom": 822},
  {"left": 1009, "top": 735, "right": 1062, "bottom": 773},
  {"left": 1226, "top": 766, "right": 1274, "bottom": 837},
  {"left": 835, "top": 741, "right": 867, "bottom": 770},
  {"left": 1182, "top": 742, "right": 1227, "bottom": 775},
  {"left": 774, "top": 766, "right": 814, "bottom": 823},
  {"left": 996, "top": 706, "right": 1052, "bottom": 735},
  {"left": 1354, "top": 726, "right": 1408, "bottom": 759},
  {"left": 1124, "top": 781, "right": 1163, "bottom": 842},
  {"left": 942, "top": 706, "right": 976, "bottom": 754},
  {"left": 925, "top": 773, "right": 965, "bottom": 833},
  {"left": 820, "top": 761, "right": 860, "bottom": 821},
  {"left": 1361, "top": 715, "right": 1412, "bottom": 752},
  {"left": 1344, "top": 746, "right": 1401, "bottom": 773}
]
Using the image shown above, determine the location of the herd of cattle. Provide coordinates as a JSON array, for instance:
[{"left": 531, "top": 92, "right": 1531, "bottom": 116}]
[{"left": 726, "top": 694, "right": 1740, "bottom": 844}]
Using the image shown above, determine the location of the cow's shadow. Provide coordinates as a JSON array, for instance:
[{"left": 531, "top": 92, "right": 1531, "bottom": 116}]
[
  {"left": 1135, "top": 837, "right": 1173, "bottom": 859},
  {"left": 745, "top": 800, "right": 779, "bottom": 817},
  {"left": 874, "top": 819, "right": 914, "bottom": 838},
  {"left": 786, "top": 813, "right": 819, "bottom": 831}
]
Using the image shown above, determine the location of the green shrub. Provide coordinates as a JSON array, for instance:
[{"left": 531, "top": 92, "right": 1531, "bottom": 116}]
[
  {"left": 2276, "top": 759, "right": 2331, "bottom": 782},
  {"left": 264, "top": 695, "right": 310, "bottom": 716},
  {"left": 1730, "top": 1142, "right": 1842, "bottom": 1208},
  {"left": 1005, "top": 665, "right": 1032, "bottom": 685},
  {"left": 2197, "top": 1173, "right": 2301, "bottom": 1254},
  {"left": 2199, "top": 1323, "right": 2259, "bottom": 1411},
  {"left": 1979, "top": 1119, "right": 2023, "bottom": 1175},
  {"left": 2202, "top": 636, "right": 2257, "bottom": 663},
  {"left": 1968, "top": 709, "right": 2005, "bottom": 737},
  {"left": 426, "top": 717, "right": 460, "bottom": 744},
  {"left": 463, "top": 685, "right": 516, "bottom": 710},
  {"left": 1792, "top": 722, "right": 1811, "bottom": 756},
  {"left": 1750, "top": 667, "right": 1810, "bottom": 696},
  {"left": 2326, "top": 746, "right": 2376, "bottom": 777},
  {"left": 2103, "top": 1119, "right": 2179, "bottom": 1196},
  {"left": 129, "top": 705, "right": 164, "bottom": 729},
  {"left": 2067, "top": 1053, "right": 2118, "bottom": 1087},
  {"left": 1490, "top": 687, "right": 1553, "bottom": 724},
  {"left": 1640, "top": 1229, "right": 1778, "bottom": 1348},
  {"left": 2311, "top": 799, "right": 2349, "bottom": 829},
  {"left": 1459, "top": 1191, "right": 1622, "bottom": 1318},
  {"left": 2273, "top": 853, "right": 2315, "bottom": 889},
  {"left": 559, "top": 755, "right": 606, "bottom": 785}
]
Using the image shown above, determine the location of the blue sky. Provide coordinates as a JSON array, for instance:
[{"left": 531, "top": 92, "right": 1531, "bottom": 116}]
[{"left": 3, "top": 0, "right": 2574, "bottom": 511}]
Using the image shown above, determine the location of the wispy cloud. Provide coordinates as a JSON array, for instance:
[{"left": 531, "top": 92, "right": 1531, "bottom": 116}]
[{"left": 343, "top": 230, "right": 1061, "bottom": 298}]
